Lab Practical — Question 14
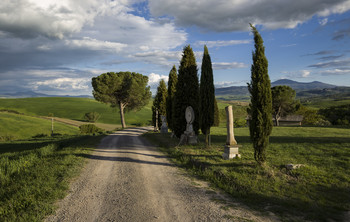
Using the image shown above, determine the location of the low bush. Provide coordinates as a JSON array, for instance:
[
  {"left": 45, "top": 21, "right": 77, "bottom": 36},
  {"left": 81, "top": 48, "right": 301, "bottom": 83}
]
[
  {"left": 79, "top": 124, "right": 104, "bottom": 135},
  {"left": 83, "top": 112, "right": 100, "bottom": 123}
]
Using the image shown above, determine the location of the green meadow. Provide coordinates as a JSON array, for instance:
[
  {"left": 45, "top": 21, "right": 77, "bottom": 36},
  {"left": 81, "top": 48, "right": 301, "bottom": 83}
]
[
  {"left": 144, "top": 126, "right": 350, "bottom": 221},
  {"left": 0, "top": 112, "right": 79, "bottom": 141},
  {"left": 0, "top": 97, "right": 152, "bottom": 126}
]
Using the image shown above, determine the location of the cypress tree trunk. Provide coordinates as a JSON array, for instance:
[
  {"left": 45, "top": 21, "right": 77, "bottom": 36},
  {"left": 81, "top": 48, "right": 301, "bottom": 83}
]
[{"left": 248, "top": 24, "right": 273, "bottom": 165}]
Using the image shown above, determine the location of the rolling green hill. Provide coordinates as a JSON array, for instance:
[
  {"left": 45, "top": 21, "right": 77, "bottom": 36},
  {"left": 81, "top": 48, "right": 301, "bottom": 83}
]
[
  {"left": 0, "top": 112, "right": 79, "bottom": 140},
  {"left": 0, "top": 97, "right": 152, "bottom": 126}
]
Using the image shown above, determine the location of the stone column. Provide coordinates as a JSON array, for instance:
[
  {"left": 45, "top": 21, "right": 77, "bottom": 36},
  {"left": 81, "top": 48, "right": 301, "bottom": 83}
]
[
  {"left": 226, "top": 106, "right": 237, "bottom": 145},
  {"left": 223, "top": 106, "right": 241, "bottom": 159}
]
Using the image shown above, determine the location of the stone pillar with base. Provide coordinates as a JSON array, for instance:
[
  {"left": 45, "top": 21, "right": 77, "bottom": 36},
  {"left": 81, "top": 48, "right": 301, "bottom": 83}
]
[
  {"left": 154, "top": 109, "right": 159, "bottom": 132},
  {"left": 160, "top": 115, "right": 168, "bottom": 133},
  {"left": 222, "top": 106, "right": 241, "bottom": 159}
]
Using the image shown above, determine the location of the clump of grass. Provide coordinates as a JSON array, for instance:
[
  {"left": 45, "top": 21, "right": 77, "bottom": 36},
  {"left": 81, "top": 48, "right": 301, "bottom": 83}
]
[
  {"left": 0, "top": 134, "right": 105, "bottom": 221},
  {"left": 144, "top": 126, "right": 350, "bottom": 221}
]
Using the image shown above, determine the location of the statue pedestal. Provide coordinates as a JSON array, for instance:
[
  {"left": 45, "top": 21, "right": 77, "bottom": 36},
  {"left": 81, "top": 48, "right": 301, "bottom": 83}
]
[
  {"left": 222, "top": 145, "right": 241, "bottom": 159},
  {"left": 179, "top": 131, "right": 197, "bottom": 145}
]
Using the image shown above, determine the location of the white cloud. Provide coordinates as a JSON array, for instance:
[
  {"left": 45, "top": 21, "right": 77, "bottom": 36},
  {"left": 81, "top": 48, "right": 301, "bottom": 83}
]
[
  {"left": 212, "top": 62, "right": 247, "bottom": 70},
  {"left": 320, "top": 68, "right": 350, "bottom": 75},
  {"left": 148, "top": 73, "right": 169, "bottom": 87},
  {"left": 132, "top": 51, "right": 182, "bottom": 67},
  {"left": 33, "top": 77, "right": 90, "bottom": 90},
  {"left": 196, "top": 40, "right": 251, "bottom": 48},
  {"left": 148, "top": 0, "right": 350, "bottom": 31},
  {"left": 66, "top": 37, "right": 127, "bottom": 52},
  {"left": 281, "top": 70, "right": 312, "bottom": 79},
  {"left": 319, "top": 18, "right": 329, "bottom": 26}
]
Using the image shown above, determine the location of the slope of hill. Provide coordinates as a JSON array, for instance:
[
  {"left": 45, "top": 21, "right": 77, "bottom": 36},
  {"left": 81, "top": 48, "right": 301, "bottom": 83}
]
[
  {"left": 0, "top": 97, "right": 152, "bottom": 126},
  {"left": 0, "top": 90, "right": 92, "bottom": 98},
  {"left": 215, "top": 79, "right": 345, "bottom": 101},
  {"left": 0, "top": 112, "right": 79, "bottom": 140},
  {"left": 271, "top": 79, "right": 337, "bottom": 91}
]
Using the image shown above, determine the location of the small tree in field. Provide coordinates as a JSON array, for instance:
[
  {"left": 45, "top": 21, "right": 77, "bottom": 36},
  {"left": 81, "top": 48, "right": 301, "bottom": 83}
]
[
  {"left": 166, "top": 65, "right": 178, "bottom": 131},
  {"left": 199, "top": 45, "right": 215, "bottom": 147},
  {"left": 152, "top": 79, "right": 167, "bottom": 128},
  {"left": 247, "top": 24, "right": 273, "bottom": 165},
  {"left": 92, "top": 72, "right": 151, "bottom": 128},
  {"left": 271, "top": 85, "right": 297, "bottom": 126},
  {"left": 173, "top": 45, "right": 199, "bottom": 138},
  {"left": 84, "top": 112, "right": 100, "bottom": 123}
]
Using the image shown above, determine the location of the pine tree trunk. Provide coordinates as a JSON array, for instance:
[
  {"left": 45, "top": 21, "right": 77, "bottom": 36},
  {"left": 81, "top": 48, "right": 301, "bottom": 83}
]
[{"left": 119, "top": 102, "right": 126, "bottom": 128}]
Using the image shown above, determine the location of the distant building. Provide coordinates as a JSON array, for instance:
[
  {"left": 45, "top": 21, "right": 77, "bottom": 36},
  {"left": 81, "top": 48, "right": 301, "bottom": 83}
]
[{"left": 246, "top": 115, "right": 303, "bottom": 126}]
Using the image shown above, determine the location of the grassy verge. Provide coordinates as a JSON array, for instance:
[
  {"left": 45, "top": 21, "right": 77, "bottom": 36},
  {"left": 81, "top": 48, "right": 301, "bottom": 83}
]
[
  {"left": 143, "top": 126, "right": 350, "bottom": 221},
  {"left": 0, "top": 134, "right": 105, "bottom": 221}
]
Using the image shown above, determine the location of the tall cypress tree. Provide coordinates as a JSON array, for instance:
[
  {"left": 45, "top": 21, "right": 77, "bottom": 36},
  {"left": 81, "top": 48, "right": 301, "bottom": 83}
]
[
  {"left": 152, "top": 79, "right": 167, "bottom": 128},
  {"left": 166, "top": 65, "right": 178, "bottom": 131},
  {"left": 247, "top": 24, "right": 273, "bottom": 164},
  {"left": 213, "top": 98, "right": 220, "bottom": 127},
  {"left": 199, "top": 45, "right": 215, "bottom": 147},
  {"left": 173, "top": 45, "right": 199, "bottom": 138}
]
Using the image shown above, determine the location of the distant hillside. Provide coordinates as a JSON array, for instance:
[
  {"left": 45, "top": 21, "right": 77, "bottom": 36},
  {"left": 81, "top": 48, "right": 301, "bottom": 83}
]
[
  {"left": 271, "top": 79, "right": 337, "bottom": 91},
  {"left": 0, "top": 91, "right": 92, "bottom": 98},
  {"left": 215, "top": 79, "right": 341, "bottom": 101}
]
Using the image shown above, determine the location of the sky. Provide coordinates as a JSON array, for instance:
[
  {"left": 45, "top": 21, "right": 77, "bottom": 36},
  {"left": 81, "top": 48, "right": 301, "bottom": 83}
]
[{"left": 0, "top": 0, "right": 350, "bottom": 96}]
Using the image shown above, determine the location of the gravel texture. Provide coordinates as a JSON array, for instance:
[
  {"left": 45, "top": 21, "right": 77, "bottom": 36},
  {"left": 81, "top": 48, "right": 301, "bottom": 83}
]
[{"left": 46, "top": 127, "right": 278, "bottom": 222}]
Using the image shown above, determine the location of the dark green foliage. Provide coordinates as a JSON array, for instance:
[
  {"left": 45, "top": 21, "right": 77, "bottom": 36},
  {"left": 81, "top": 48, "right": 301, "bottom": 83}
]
[
  {"left": 79, "top": 124, "right": 104, "bottom": 134},
  {"left": 247, "top": 25, "right": 273, "bottom": 164},
  {"left": 92, "top": 72, "right": 151, "bottom": 128},
  {"left": 166, "top": 65, "right": 178, "bottom": 131},
  {"left": 271, "top": 85, "right": 298, "bottom": 126},
  {"left": 173, "top": 45, "right": 200, "bottom": 138},
  {"left": 83, "top": 111, "right": 100, "bottom": 123},
  {"left": 295, "top": 106, "right": 326, "bottom": 126},
  {"left": 152, "top": 79, "right": 167, "bottom": 128},
  {"left": 213, "top": 98, "right": 220, "bottom": 127},
  {"left": 199, "top": 45, "right": 215, "bottom": 146},
  {"left": 319, "top": 104, "right": 350, "bottom": 125}
]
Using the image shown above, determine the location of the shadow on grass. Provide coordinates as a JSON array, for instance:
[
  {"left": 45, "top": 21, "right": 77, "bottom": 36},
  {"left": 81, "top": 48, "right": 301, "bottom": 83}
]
[
  {"left": 210, "top": 135, "right": 350, "bottom": 144},
  {"left": 0, "top": 135, "right": 106, "bottom": 154}
]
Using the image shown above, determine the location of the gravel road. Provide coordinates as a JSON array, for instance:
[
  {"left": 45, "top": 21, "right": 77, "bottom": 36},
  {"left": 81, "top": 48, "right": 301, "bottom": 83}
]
[{"left": 46, "top": 127, "right": 277, "bottom": 222}]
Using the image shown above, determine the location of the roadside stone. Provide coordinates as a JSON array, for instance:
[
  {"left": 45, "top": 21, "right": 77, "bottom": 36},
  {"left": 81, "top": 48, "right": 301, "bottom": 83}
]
[{"left": 286, "top": 164, "right": 304, "bottom": 170}]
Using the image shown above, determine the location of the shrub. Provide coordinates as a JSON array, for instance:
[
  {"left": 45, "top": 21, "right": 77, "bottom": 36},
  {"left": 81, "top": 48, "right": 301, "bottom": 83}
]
[
  {"left": 83, "top": 112, "right": 100, "bottom": 123},
  {"left": 234, "top": 118, "right": 247, "bottom": 128},
  {"left": 79, "top": 124, "right": 104, "bottom": 134}
]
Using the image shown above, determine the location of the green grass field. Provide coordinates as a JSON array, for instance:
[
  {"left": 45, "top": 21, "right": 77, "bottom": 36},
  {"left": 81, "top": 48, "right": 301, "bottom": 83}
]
[
  {"left": 0, "top": 112, "right": 79, "bottom": 141},
  {"left": 144, "top": 126, "right": 350, "bottom": 221},
  {"left": 0, "top": 134, "right": 104, "bottom": 221},
  {"left": 0, "top": 97, "right": 152, "bottom": 126}
]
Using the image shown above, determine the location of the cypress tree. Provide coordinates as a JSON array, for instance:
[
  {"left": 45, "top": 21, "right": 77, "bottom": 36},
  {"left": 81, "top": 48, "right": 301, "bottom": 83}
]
[
  {"left": 166, "top": 65, "right": 178, "bottom": 131},
  {"left": 173, "top": 45, "right": 199, "bottom": 138},
  {"left": 152, "top": 79, "right": 167, "bottom": 128},
  {"left": 247, "top": 24, "right": 273, "bottom": 164},
  {"left": 199, "top": 45, "right": 215, "bottom": 147}
]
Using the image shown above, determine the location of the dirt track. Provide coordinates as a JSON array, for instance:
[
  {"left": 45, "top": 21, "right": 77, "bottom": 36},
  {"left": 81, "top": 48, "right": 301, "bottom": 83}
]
[{"left": 46, "top": 127, "right": 277, "bottom": 222}]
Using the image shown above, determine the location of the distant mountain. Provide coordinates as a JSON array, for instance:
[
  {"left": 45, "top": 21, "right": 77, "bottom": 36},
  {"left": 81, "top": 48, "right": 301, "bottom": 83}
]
[
  {"left": 271, "top": 79, "right": 337, "bottom": 91},
  {"left": 0, "top": 91, "right": 92, "bottom": 98},
  {"left": 215, "top": 79, "right": 342, "bottom": 101}
]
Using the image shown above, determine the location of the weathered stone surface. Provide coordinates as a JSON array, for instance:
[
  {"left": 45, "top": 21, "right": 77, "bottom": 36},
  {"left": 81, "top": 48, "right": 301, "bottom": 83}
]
[
  {"left": 225, "top": 106, "right": 237, "bottom": 146},
  {"left": 179, "top": 106, "right": 197, "bottom": 145},
  {"left": 222, "top": 106, "right": 240, "bottom": 159},
  {"left": 160, "top": 115, "right": 168, "bottom": 133},
  {"left": 286, "top": 164, "right": 304, "bottom": 170}
]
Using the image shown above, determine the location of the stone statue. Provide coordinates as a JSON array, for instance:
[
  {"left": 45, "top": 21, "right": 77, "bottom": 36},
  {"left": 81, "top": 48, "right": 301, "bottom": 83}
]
[
  {"left": 179, "top": 106, "right": 198, "bottom": 145},
  {"left": 222, "top": 106, "right": 241, "bottom": 159}
]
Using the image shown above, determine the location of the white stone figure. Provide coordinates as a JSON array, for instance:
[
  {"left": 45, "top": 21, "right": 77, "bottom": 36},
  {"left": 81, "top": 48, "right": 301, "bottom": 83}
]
[
  {"left": 160, "top": 115, "right": 168, "bottom": 133},
  {"left": 222, "top": 106, "right": 241, "bottom": 159}
]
